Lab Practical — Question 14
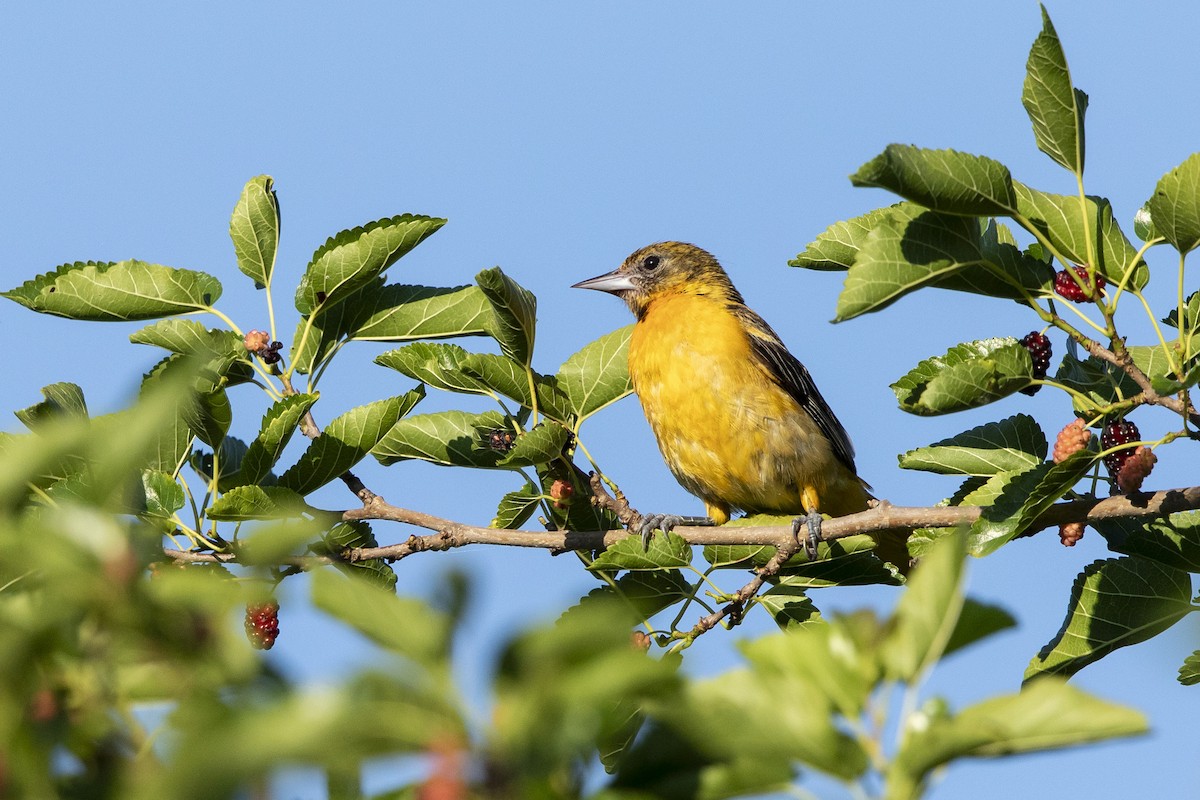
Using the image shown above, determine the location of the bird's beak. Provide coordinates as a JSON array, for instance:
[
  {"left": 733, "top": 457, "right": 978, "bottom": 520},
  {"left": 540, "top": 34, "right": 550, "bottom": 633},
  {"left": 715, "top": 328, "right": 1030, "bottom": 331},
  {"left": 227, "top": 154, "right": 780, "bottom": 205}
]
[{"left": 572, "top": 269, "right": 636, "bottom": 294}]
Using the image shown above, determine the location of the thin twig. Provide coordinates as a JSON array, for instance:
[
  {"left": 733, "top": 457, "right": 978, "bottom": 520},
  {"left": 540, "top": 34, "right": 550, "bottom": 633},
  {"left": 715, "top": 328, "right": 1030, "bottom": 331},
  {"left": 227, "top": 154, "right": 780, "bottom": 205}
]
[{"left": 1070, "top": 329, "right": 1200, "bottom": 426}]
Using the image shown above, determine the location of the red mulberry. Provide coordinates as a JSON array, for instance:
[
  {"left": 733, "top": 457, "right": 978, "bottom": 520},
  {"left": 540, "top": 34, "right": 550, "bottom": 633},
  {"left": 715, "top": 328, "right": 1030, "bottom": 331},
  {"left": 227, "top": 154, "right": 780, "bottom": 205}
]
[
  {"left": 245, "top": 602, "right": 280, "bottom": 650},
  {"left": 1054, "top": 265, "right": 1106, "bottom": 302}
]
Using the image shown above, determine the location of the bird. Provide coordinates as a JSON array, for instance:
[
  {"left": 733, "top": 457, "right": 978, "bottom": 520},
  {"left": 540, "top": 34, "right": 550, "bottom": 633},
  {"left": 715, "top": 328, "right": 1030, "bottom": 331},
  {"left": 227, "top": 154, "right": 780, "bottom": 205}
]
[{"left": 573, "top": 241, "right": 874, "bottom": 559}]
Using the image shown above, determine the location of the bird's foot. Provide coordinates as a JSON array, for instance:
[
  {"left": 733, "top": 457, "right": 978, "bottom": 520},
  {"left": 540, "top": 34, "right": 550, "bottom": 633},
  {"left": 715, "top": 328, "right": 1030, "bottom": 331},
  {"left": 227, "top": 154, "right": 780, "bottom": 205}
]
[
  {"left": 636, "top": 514, "right": 714, "bottom": 550},
  {"left": 791, "top": 510, "right": 825, "bottom": 560}
]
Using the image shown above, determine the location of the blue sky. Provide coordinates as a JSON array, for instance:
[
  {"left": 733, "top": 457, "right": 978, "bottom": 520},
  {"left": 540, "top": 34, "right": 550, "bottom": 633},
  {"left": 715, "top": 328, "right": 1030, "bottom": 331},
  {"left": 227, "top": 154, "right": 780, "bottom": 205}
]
[{"left": 3, "top": 3, "right": 1198, "bottom": 797}]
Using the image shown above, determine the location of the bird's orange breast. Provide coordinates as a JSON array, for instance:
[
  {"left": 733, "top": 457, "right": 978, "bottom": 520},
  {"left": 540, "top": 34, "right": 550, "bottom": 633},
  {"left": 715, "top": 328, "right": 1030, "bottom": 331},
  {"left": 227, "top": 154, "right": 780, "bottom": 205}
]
[{"left": 628, "top": 292, "right": 867, "bottom": 521}]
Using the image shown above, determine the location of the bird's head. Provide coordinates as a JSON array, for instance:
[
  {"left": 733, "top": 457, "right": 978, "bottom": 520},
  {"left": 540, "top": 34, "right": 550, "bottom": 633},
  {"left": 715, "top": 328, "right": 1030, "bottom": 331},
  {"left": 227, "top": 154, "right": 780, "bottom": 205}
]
[{"left": 573, "top": 241, "right": 742, "bottom": 318}]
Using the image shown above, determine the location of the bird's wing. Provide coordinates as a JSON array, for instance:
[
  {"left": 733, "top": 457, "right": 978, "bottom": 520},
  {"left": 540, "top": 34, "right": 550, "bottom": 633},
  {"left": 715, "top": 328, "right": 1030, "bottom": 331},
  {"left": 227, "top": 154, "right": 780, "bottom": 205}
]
[{"left": 740, "top": 309, "right": 858, "bottom": 474}]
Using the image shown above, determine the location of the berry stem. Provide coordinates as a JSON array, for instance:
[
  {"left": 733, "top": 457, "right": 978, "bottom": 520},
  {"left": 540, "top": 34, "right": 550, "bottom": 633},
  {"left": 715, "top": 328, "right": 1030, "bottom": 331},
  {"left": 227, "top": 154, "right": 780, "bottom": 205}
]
[
  {"left": 1038, "top": 379, "right": 1112, "bottom": 416},
  {"left": 1054, "top": 295, "right": 1110, "bottom": 338}
]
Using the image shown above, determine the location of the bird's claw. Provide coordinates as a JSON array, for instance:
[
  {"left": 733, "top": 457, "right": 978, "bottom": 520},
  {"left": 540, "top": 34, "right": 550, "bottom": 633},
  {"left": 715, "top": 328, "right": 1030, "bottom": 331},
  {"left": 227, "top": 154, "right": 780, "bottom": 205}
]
[
  {"left": 636, "top": 514, "right": 715, "bottom": 550},
  {"left": 638, "top": 513, "right": 684, "bottom": 550},
  {"left": 791, "top": 510, "right": 825, "bottom": 560}
]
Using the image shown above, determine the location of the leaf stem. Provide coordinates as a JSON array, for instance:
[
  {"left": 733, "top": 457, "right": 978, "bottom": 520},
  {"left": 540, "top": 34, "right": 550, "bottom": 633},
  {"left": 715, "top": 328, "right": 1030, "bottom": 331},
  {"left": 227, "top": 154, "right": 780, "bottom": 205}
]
[
  {"left": 524, "top": 366, "right": 539, "bottom": 424},
  {"left": 1074, "top": 172, "right": 1099, "bottom": 281},
  {"left": 286, "top": 309, "right": 322, "bottom": 382},
  {"left": 203, "top": 305, "right": 245, "bottom": 338},
  {"left": 265, "top": 278, "right": 278, "bottom": 343}
]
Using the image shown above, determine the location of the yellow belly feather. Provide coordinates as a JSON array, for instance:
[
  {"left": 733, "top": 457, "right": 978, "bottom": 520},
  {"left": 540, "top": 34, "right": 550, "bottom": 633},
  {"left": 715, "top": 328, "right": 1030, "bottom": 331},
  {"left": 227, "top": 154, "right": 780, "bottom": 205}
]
[{"left": 628, "top": 293, "right": 868, "bottom": 523}]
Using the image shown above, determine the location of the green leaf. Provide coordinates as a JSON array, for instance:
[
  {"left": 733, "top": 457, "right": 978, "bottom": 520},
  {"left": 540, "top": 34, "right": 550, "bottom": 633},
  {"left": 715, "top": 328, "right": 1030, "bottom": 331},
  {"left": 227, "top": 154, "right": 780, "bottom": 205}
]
[
  {"left": 36, "top": 382, "right": 88, "bottom": 417},
  {"left": 893, "top": 677, "right": 1145, "bottom": 792},
  {"left": 476, "top": 266, "right": 537, "bottom": 365},
  {"left": 968, "top": 449, "right": 1095, "bottom": 556},
  {"left": 292, "top": 282, "right": 495, "bottom": 375},
  {"left": 1146, "top": 151, "right": 1200, "bottom": 254},
  {"left": 713, "top": 629, "right": 872, "bottom": 775},
  {"left": 1134, "top": 203, "right": 1160, "bottom": 243},
  {"left": 776, "top": 546, "right": 902, "bottom": 587},
  {"left": 589, "top": 532, "right": 692, "bottom": 572},
  {"left": 1022, "top": 6, "right": 1086, "bottom": 174},
  {"left": 372, "top": 409, "right": 507, "bottom": 468},
  {"left": 882, "top": 533, "right": 966, "bottom": 681},
  {"left": 181, "top": 388, "right": 232, "bottom": 447},
  {"left": 1129, "top": 337, "right": 1200, "bottom": 394},
  {"left": 1179, "top": 651, "right": 1200, "bottom": 686},
  {"left": 498, "top": 421, "right": 569, "bottom": 469},
  {"left": 701, "top": 516, "right": 883, "bottom": 573},
  {"left": 235, "top": 393, "right": 320, "bottom": 487},
  {"left": 533, "top": 377, "right": 576, "bottom": 424},
  {"left": 342, "top": 557, "right": 400, "bottom": 592},
  {"left": 837, "top": 208, "right": 1050, "bottom": 320},
  {"left": 756, "top": 589, "right": 822, "bottom": 631},
  {"left": 1162, "top": 290, "right": 1200, "bottom": 330},
  {"left": 376, "top": 345, "right": 566, "bottom": 425},
  {"left": 188, "top": 437, "right": 246, "bottom": 493},
  {"left": 311, "top": 568, "right": 450, "bottom": 664},
  {"left": 892, "top": 338, "right": 1036, "bottom": 416},
  {"left": 130, "top": 359, "right": 204, "bottom": 474},
  {"left": 229, "top": 174, "right": 280, "bottom": 288},
  {"left": 3, "top": 260, "right": 221, "bottom": 321},
  {"left": 136, "top": 412, "right": 193, "bottom": 476},
  {"left": 492, "top": 481, "right": 542, "bottom": 529},
  {"left": 1094, "top": 510, "right": 1200, "bottom": 573},
  {"left": 555, "top": 325, "right": 635, "bottom": 427},
  {"left": 565, "top": 570, "right": 693, "bottom": 626},
  {"left": 958, "top": 471, "right": 1036, "bottom": 512},
  {"left": 206, "top": 485, "right": 314, "bottom": 521},
  {"left": 538, "top": 464, "right": 624, "bottom": 534},
  {"left": 899, "top": 414, "right": 1047, "bottom": 476},
  {"left": 294, "top": 214, "right": 445, "bottom": 314},
  {"left": 132, "top": 324, "right": 253, "bottom": 396},
  {"left": 651, "top": 658, "right": 861, "bottom": 783},
  {"left": 460, "top": 352, "right": 531, "bottom": 401},
  {"left": 850, "top": 145, "right": 1018, "bottom": 216},
  {"left": 789, "top": 205, "right": 905, "bottom": 271},
  {"left": 15, "top": 382, "right": 88, "bottom": 428},
  {"left": 235, "top": 517, "right": 329, "bottom": 565},
  {"left": 1012, "top": 184, "right": 1146, "bottom": 288},
  {"left": 279, "top": 390, "right": 424, "bottom": 495},
  {"left": 704, "top": 535, "right": 887, "bottom": 580},
  {"left": 703, "top": 543, "right": 774, "bottom": 569},
  {"left": 607, "top": 722, "right": 795, "bottom": 799},
  {"left": 493, "top": 602, "right": 678, "bottom": 779},
  {"left": 375, "top": 342, "right": 491, "bottom": 395},
  {"left": 320, "top": 519, "right": 376, "bottom": 550},
  {"left": 313, "top": 521, "right": 397, "bottom": 591},
  {"left": 1025, "top": 556, "right": 1195, "bottom": 680},
  {"left": 353, "top": 284, "right": 495, "bottom": 341},
  {"left": 141, "top": 469, "right": 185, "bottom": 520},
  {"left": 131, "top": 318, "right": 243, "bottom": 357},
  {"left": 1055, "top": 350, "right": 1141, "bottom": 415},
  {"left": 194, "top": 439, "right": 242, "bottom": 493},
  {"left": 944, "top": 599, "right": 1017, "bottom": 658}
]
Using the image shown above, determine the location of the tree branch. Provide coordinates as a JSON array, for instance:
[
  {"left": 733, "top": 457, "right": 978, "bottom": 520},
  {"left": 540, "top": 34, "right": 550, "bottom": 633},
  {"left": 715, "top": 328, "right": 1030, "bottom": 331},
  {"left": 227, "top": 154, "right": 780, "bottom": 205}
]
[
  {"left": 1070, "top": 327, "right": 1200, "bottom": 426},
  {"left": 164, "top": 484, "right": 1200, "bottom": 566}
]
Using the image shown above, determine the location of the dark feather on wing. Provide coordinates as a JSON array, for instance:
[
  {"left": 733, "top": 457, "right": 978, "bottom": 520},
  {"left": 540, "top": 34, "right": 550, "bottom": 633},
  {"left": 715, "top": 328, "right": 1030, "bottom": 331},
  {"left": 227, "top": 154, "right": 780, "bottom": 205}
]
[{"left": 735, "top": 306, "right": 859, "bottom": 475}]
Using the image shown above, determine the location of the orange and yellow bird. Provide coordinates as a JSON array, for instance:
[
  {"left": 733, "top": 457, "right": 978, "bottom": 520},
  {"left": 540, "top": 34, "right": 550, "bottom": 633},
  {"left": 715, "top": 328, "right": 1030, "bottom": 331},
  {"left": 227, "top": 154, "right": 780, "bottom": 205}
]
[{"left": 574, "top": 241, "right": 872, "bottom": 556}]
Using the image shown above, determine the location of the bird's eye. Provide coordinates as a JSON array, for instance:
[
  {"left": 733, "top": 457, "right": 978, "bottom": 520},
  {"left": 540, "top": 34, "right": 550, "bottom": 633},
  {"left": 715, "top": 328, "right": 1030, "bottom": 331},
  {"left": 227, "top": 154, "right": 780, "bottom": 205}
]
[{"left": 641, "top": 255, "right": 661, "bottom": 271}]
